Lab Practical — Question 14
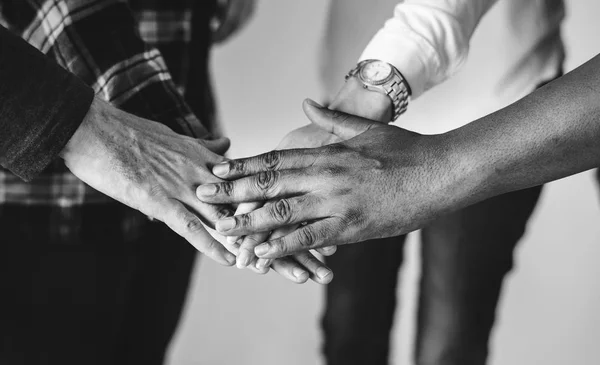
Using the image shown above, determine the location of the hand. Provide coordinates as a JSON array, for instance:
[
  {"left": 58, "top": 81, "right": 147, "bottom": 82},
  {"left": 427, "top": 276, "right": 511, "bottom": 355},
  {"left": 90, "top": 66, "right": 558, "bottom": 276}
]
[
  {"left": 222, "top": 211, "right": 335, "bottom": 284},
  {"left": 61, "top": 97, "right": 237, "bottom": 266},
  {"left": 329, "top": 77, "right": 394, "bottom": 123},
  {"left": 222, "top": 79, "right": 389, "bottom": 278},
  {"left": 226, "top": 124, "right": 340, "bottom": 284},
  {"left": 197, "top": 99, "right": 462, "bottom": 259},
  {"left": 212, "top": 0, "right": 256, "bottom": 44}
]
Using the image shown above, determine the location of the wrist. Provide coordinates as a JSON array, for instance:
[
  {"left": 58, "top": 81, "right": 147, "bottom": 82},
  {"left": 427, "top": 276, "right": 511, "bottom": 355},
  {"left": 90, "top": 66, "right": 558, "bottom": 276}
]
[
  {"left": 329, "top": 77, "right": 393, "bottom": 123},
  {"left": 60, "top": 97, "right": 106, "bottom": 161},
  {"left": 434, "top": 129, "right": 495, "bottom": 211}
]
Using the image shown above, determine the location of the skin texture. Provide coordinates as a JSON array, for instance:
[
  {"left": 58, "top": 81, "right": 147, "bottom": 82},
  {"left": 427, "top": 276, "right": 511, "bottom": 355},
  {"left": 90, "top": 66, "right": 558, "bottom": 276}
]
[
  {"left": 61, "top": 97, "right": 236, "bottom": 265},
  {"left": 59, "top": 98, "right": 333, "bottom": 283},
  {"left": 197, "top": 53, "right": 600, "bottom": 259},
  {"left": 228, "top": 126, "right": 338, "bottom": 284},
  {"left": 227, "top": 76, "right": 392, "bottom": 276}
]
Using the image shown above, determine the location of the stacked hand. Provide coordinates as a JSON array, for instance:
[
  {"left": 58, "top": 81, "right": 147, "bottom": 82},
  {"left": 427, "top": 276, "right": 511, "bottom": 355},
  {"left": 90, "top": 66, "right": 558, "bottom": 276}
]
[
  {"left": 61, "top": 97, "right": 334, "bottom": 284},
  {"left": 221, "top": 124, "right": 341, "bottom": 284},
  {"left": 197, "top": 99, "right": 463, "bottom": 259},
  {"left": 201, "top": 77, "right": 397, "bottom": 278}
]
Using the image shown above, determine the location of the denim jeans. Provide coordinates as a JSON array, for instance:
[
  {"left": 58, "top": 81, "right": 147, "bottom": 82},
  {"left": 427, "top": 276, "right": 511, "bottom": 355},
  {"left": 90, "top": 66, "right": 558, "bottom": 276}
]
[
  {"left": 322, "top": 185, "right": 544, "bottom": 365},
  {"left": 0, "top": 203, "right": 196, "bottom": 365}
]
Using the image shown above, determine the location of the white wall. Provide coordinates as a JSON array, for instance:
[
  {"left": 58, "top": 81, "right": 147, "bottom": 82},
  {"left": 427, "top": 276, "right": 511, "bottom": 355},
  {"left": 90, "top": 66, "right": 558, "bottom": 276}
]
[{"left": 168, "top": 1, "right": 600, "bottom": 364}]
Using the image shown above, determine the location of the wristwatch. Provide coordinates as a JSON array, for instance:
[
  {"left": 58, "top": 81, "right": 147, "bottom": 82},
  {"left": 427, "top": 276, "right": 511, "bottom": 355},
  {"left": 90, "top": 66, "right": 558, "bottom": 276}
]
[{"left": 345, "top": 59, "right": 411, "bottom": 121}]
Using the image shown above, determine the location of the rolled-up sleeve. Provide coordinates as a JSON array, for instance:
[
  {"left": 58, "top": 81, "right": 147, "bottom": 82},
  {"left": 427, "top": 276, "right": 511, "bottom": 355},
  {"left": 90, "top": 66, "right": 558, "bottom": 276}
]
[
  {"left": 0, "top": 26, "right": 93, "bottom": 181},
  {"left": 360, "top": 0, "right": 498, "bottom": 98}
]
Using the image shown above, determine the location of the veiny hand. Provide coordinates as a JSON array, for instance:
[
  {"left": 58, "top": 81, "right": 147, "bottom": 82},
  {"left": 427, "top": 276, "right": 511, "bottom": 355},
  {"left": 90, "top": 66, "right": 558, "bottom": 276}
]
[
  {"left": 61, "top": 98, "right": 237, "bottom": 266},
  {"left": 212, "top": 0, "right": 256, "bottom": 44},
  {"left": 222, "top": 75, "right": 392, "bottom": 278},
  {"left": 197, "top": 99, "right": 463, "bottom": 259},
  {"left": 227, "top": 124, "right": 340, "bottom": 284}
]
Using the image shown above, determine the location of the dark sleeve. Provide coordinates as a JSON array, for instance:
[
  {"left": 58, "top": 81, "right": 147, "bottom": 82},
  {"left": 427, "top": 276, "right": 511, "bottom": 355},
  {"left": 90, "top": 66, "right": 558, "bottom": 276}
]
[{"left": 0, "top": 25, "right": 93, "bottom": 181}]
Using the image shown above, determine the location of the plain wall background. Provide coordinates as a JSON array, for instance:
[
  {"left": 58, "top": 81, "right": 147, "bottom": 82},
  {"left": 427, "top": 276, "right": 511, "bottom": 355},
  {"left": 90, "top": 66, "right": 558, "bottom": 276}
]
[{"left": 168, "top": 1, "right": 600, "bottom": 364}]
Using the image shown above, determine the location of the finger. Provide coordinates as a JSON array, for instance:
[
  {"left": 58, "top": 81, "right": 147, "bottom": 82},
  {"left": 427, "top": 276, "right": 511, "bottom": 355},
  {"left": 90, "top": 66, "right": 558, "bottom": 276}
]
[
  {"left": 210, "top": 148, "right": 321, "bottom": 180},
  {"left": 269, "top": 257, "right": 309, "bottom": 284},
  {"left": 253, "top": 223, "right": 293, "bottom": 271},
  {"left": 201, "top": 137, "right": 231, "bottom": 155},
  {"left": 269, "top": 225, "right": 333, "bottom": 284},
  {"left": 236, "top": 231, "right": 269, "bottom": 269},
  {"left": 246, "top": 256, "right": 270, "bottom": 275},
  {"left": 316, "top": 245, "right": 337, "bottom": 256},
  {"left": 254, "top": 217, "right": 346, "bottom": 259},
  {"left": 184, "top": 199, "right": 234, "bottom": 230},
  {"left": 303, "top": 99, "right": 384, "bottom": 140},
  {"left": 164, "top": 201, "right": 236, "bottom": 266},
  {"left": 213, "top": 195, "right": 327, "bottom": 236},
  {"left": 292, "top": 251, "right": 333, "bottom": 284},
  {"left": 228, "top": 201, "right": 264, "bottom": 246},
  {"left": 197, "top": 169, "right": 320, "bottom": 205},
  {"left": 222, "top": 233, "right": 241, "bottom": 256},
  {"left": 255, "top": 258, "right": 273, "bottom": 270}
]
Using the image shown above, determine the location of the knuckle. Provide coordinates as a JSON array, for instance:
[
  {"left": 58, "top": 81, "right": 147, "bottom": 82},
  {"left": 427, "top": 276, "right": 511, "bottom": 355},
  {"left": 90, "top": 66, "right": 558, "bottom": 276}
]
[
  {"left": 237, "top": 213, "right": 253, "bottom": 229},
  {"left": 181, "top": 214, "right": 204, "bottom": 233},
  {"left": 340, "top": 208, "right": 365, "bottom": 227},
  {"left": 255, "top": 170, "right": 279, "bottom": 195},
  {"left": 215, "top": 181, "right": 234, "bottom": 196},
  {"left": 230, "top": 159, "right": 247, "bottom": 174},
  {"left": 241, "top": 235, "right": 261, "bottom": 246},
  {"left": 271, "top": 199, "right": 293, "bottom": 224},
  {"left": 320, "top": 165, "right": 347, "bottom": 177},
  {"left": 295, "top": 252, "right": 316, "bottom": 267},
  {"left": 296, "top": 227, "right": 317, "bottom": 248},
  {"left": 215, "top": 207, "right": 234, "bottom": 220},
  {"left": 323, "top": 143, "right": 347, "bottom": 155},
  {"left": 260, "top": 150, "right": 282, "bottom": 170}
]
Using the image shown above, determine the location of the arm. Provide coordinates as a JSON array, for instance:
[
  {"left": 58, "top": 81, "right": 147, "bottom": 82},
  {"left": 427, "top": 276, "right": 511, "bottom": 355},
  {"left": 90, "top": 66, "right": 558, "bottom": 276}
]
[
  {"left": 0, "top": 25, "right": 93, "bottom": 180},
  {"left": 331, "top": 0, "right": 499, "bottom": 122},
  {"left": 196, "top": 53, "right": 600, "bottom": 257},
  {"left": 243, "top": 0, "right": 499, "bottom": 268},
  {"left": 8, "top": 1, "right": 333, "bottom": 282},
  {"left": 0, "top": 25, "right": 236, "bottom": 265}
]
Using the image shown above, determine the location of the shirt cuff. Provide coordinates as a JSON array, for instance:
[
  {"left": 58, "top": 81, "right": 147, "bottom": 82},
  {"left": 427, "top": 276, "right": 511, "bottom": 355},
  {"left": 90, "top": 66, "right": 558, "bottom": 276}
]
[
  {"left": 359, "top": 24, "right": 439, "bottom": 99},
  {"left": 8, "top": 80, "right": 93, "bottom": 181}
]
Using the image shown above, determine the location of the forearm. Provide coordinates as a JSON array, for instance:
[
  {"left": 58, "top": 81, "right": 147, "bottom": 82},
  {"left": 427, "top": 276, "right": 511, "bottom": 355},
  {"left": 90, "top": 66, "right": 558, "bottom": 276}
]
[
  {"left": 11, "top": 0, "right": 208, "bottom": 138},
  {"left": 0, "top": 25, "right": 93, "bottom": 180},
  {"left": 361, "top": 0, "right": 498, "bottom": 98},
  {"left": 330, "top": 0, "right": 498, "bottom": 123},
  {"left": 446, "top": 54, "right": 600, "bottom": 206}
]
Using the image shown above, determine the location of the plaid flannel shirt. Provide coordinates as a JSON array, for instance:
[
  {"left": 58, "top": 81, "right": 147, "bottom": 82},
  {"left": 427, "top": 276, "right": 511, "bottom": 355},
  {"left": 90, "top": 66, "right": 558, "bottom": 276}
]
[{"left": 0, "top": 0, "right": 216, "bottom": 207}]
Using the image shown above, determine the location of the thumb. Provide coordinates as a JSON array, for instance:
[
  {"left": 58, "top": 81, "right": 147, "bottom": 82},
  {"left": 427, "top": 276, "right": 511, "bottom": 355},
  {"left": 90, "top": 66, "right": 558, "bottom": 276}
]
[
  {"left": 202, "top": 137, "right": 231, "bottom": 155},
  {"left": 302, "top": 99, "right": 384, "bottom": 140}
]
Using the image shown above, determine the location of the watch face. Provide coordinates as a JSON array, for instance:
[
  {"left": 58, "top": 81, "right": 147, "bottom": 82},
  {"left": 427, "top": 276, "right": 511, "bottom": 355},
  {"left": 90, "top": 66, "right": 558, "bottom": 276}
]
[{"left": 360, "top": 60, "right": 393, "bottom": 84}]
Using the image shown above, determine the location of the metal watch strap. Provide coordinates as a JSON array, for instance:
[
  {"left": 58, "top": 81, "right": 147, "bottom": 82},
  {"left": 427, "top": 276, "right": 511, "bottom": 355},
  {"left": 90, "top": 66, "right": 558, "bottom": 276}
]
[{"left": 346, "top": 60, "right": 410, "bottom": 121}]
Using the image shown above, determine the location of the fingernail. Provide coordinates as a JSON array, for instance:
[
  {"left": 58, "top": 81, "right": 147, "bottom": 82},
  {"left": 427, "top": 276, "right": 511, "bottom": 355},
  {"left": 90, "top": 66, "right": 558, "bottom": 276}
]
[
  {"left": 216, "top": 218, "right": 236, "bottom": 232},
  {"left": 227, "top": 236, "right": 240, "bottom": 245},
  {"left": 317, "top": 267, "right": 333, "bottom": 281},
  {"left": 237, "top": 251, "right": 251, "bottom": 269},
  {"left": 212, "top": 162, "right": 230, "bottom": 177},
  {"left": 305, "top": 98, "right": 323, "bottom": 108},
  {"left": 256, "top": 258, "right": 272, "bottom": 269},
  {"left": 196, "top": 184, "right": 217, "bottom": 197},
  {"left": 293, "top": 267, "right": 308, "bottom": 280},
  {"left": 225, "top": 252, "right": 236, "bottom": 266},
  {"left": 255, "top": 243, "right": 270, "bottom": 257}
]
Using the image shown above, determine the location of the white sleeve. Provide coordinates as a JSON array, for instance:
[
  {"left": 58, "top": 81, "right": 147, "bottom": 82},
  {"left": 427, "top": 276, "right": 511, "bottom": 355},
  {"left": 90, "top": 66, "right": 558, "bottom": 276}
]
[{"left": 360, "top": 0, "right": 498, "bottom": 98}]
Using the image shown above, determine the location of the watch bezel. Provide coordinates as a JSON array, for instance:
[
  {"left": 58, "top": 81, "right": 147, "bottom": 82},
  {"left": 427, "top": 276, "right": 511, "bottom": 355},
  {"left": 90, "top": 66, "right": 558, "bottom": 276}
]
[{"left": 358, "top": 60, "right": 395, "bottom": 86}]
